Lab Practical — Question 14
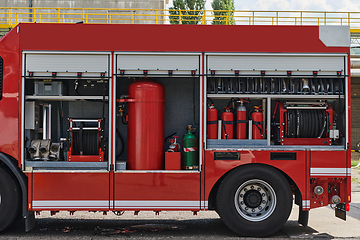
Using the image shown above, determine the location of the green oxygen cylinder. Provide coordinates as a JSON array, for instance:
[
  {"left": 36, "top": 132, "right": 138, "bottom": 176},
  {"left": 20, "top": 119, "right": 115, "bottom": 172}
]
[{"left": 182, "top": 125, "right": 199, "bottom": 170}]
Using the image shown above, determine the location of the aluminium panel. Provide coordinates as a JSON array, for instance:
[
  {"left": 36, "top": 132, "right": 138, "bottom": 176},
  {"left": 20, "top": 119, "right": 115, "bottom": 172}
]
[
  {"left": 25, "top": 53, "right": 110, "bottom": 78},
  {"left": 116, "top": 53, "right": 200, "bottom": 76},
  {"left": 206, "top": 54, "right": 345, "bottom": 76}
]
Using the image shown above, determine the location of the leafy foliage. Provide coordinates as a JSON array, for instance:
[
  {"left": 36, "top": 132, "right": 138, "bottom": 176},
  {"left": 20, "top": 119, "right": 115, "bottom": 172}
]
[
  {"left": 211, "top": 0, "right": 235, "bottom": 25},
  {"left": 169, "top": 0, "right": 206, "bottom": 25}
]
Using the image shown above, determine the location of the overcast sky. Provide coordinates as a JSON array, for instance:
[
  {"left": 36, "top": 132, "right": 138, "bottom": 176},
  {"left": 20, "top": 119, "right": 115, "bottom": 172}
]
[{"left": 166, "top": 0, "right": 360, "bottom": 12}]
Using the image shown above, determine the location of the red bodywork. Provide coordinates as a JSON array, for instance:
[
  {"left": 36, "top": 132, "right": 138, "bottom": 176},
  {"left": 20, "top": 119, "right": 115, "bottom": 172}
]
[{"left": 0, "top": 23, "right": 351, "bottom": 213}]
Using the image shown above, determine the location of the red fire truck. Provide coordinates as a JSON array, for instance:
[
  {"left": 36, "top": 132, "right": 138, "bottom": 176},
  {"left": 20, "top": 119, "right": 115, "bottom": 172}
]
[{"left": 0, "top": 23, "right": 351, "bottom": 237}]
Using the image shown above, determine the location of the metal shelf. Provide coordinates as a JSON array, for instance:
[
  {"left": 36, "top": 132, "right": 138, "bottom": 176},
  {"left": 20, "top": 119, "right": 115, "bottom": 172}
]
[{"left": 25, "top": 95, "right": 109, "bottom": 101}]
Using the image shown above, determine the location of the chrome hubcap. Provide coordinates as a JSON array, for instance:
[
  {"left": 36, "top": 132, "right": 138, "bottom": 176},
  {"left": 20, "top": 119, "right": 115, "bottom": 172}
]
[{"left": 235, "top": 179, "right": 276, "bottom": 222}]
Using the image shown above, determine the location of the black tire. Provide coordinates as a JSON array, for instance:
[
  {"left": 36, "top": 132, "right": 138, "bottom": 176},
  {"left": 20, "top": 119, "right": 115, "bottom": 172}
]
[
  {"left": 0, "top": 166, "right": 20, "bottom": 232},
  {"left": 216, "top": 164, "right": 292, "bottom": 237}
]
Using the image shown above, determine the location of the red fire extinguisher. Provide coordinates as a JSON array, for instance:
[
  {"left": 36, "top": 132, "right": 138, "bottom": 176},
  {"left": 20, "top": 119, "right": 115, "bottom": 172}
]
[
  {"left": 167, "top": 136, "right": 180, "bottom": 152},
  {"left": 221, "top": 107, "right": 233, "bottom": 139},
  {"left": 236, "top": 99, "right": 248, "bottom": 139},
  {"left": 251, "top": 105, "right": 264, "bottom": 139},
  {"left": 207, "top": 104, "right": 218, "bottom": 139}
]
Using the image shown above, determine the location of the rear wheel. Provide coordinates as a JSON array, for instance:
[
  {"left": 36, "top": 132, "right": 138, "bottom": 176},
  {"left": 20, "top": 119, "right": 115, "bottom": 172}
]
[
  {"left": 216, "top": 164, "right": 292, "bottom": 237},
  {"left": 0, "top": 166, "right": 20, "bottom": 232}
]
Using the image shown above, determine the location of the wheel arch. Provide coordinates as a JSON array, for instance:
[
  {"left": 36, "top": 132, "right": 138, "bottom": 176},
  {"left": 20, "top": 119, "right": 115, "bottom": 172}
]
[
  {"left": 208, "top": 163, "right": 302, "bottom": 210},
  {"left": 0, "top": 152, "right": 28, "bottom": 217}
]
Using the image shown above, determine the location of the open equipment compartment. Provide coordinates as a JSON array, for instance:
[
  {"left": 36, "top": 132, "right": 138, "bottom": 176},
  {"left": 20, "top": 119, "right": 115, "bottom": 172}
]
[
  {"left": 22, "top": 51, "right": 111, "bottom": 171},
  {"left": 205, "top": 53, "right": 348, "bottom": 150},
  {"left": 114, "top": 52, "right": 202, "bottom": 171}
]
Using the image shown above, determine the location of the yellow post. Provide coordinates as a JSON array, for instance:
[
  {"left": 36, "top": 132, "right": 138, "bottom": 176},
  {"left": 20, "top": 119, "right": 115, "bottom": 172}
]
[
  {"left": 276, "top": 11, "right": 278, "bottom": 25},
  {"left": 179, "top": 10, "right": 181, "bottom": 24},
  {"left": 15, "top": 13, "right": 18, "bottom": 25},
  {"left": 83, "top": 8, "right": 85, "bottom": 23},
  {"left": 324, "top": 12, "right": 326, "bottom": 25},
  {"left": 9, "top": 8, "right": 12, "bottom": 27},
  {"left": 295, "top": 17, "right": 297, "bottom": 25},
  {"left": 252, "top": 11, "right": 254, "bottom": 25},
  {"left": 348, "top": 12, "right": 350, "bottom": 25},
  {"left": 58, "top": 8, "right": 60, "bottom": 23},
  {"left": 300, "top": 11, "right": 302, "bottom": 25},
  {"left": 131, "top": 9, "right": 134, "bottom": 24},
  {"left": 155, "top": 10, "right": 157, "bottom": 24},
  {"left": 227, "top": 10, "right": 229, "bottom": 25}
]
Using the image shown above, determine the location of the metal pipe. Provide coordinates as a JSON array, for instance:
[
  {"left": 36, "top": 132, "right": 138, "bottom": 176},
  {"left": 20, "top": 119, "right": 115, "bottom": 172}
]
[{"left": 43, "top": 104, "right": 51, "bottom": 139}]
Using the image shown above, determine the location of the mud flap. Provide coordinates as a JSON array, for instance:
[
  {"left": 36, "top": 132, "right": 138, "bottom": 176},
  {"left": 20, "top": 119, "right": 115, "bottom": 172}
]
[
  {"left": 25, "top": 211, "right": 35, "bottom": 232},
  {"left": 335, "top": 203, "right": 346, "bottom": 221},
  {"left": 298, "top": 208, "right": 309, "bottom": 227}
]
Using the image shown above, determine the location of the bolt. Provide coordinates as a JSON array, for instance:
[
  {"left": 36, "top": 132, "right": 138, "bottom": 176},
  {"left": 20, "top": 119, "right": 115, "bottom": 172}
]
[
  {"left": 245, "top": 207, "right": 249, "bottom": 210},
  {"left": 251, "top": 186, "right": 254, "bottom": 189},
  {"left": 252, "top": 209, "right": 255, "bottom": 212},
  {"left": 240, "top": 201, "right": 244, "bottom": 205},
  {"left": 259, "top": 206, "right": 262, "bottom": 210},
  {"left": 262, "top": 193, "right": 265, "bottom": 197}
]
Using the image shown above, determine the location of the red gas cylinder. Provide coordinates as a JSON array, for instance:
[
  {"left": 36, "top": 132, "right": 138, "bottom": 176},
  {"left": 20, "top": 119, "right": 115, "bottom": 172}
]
[
  {"left": 236, "top": 100, "right": 247, "bottom": 139},
  {"left": 207, "top": 104, "right": 218, "bottom": 139},
  {"left": 251, "top": 106, "right": 263, "bottom": 139},
  {"left": 221, "top": 108, "right": 233, "bottom": 139},
  {"left": 127, "top": 78, "right": 165, "bottom": 170}
]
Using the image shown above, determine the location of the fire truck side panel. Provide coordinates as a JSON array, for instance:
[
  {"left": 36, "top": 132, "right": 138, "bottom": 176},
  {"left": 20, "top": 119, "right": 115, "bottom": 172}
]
[
  {"left": 114, "top": 172, "right": 201, "bottom": 210},
  {"left": 0, "top": 23, "right": 351, "bottom": 236},
  {"left": 30, "top": 172, "right": 110, "bottom": 211},
  {"left": 17, "top": 23, "right": 346, "bottom": 54},
  {"left": 204, "top": 150, "right": 309, "bottom": 207},
  {"left": 0, "top": 27, "right": 20, "bottom": 161}
]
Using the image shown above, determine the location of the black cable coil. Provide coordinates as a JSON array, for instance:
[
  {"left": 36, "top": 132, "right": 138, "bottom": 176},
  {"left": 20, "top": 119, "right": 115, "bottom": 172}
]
[{"left": 286, "top": 109, "right": 327, "bottom": 138}]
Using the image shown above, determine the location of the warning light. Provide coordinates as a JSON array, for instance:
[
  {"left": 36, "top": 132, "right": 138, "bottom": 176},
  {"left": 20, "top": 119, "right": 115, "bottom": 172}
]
[
  {"left": 211, "top": 70, "right": 215, "bottom": 75},
  {"left": 337, "top": 71, "right": 342, "bottom": 76},
  {"left": 235, "top": 70, "right": 240, "bottom": 76},
  {"left": 29, "top": 72, "right": 33, "bottom": 77},
  {"left": 345, "top": 203, "right": 350, "bottom": 211},
  {"left": 191, "top": 70, "right": 196, "bottom": 76},
  {"left": 100, "top": 72, "right": 105, "bottom": 78},
  {"left": 313, "top": 71, "right": 318, "bottom": 76},
  {"left": 287, "top": 71, "right": 292, "bottom": 76},
  {"left": 52, "top": 72, "right": 57, "bottom": 77},
  {"left": 120, "top": 70, "right": 125, "bottom": 75},
  {"left": 77, "top": 72, "right": 82, "bottom": 77},
  {"left": 261, "top": 70, "right": 265, "bottom": 76},
  {"left": 168, "top": 70, "right": 173, "bottom": 76},
  {"left": 143, "top": 70, "right": 148, "bottom": 75}
]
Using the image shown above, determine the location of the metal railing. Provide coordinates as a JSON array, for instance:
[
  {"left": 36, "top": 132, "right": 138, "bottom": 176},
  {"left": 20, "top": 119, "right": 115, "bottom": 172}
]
[{"left": 0, "top": 8, "right": 359, "bottom": 32}]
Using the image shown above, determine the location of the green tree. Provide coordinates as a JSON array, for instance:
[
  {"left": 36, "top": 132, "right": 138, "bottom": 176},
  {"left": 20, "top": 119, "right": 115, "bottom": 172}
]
[
  {"left": 211, "top": 0, "right": 235, "bottom": 25},
  {"left": 169, "top": 0, "right": 206, "bottom": 25}
]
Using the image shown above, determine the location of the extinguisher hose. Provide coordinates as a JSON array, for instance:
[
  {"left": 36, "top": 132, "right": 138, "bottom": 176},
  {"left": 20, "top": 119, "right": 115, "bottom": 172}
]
[
  {"left": 165, "top": 132, "right": 177, "bottom": 143},
  {"left": 116, "top": 127, "right": 125, "bottom": 158}
]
